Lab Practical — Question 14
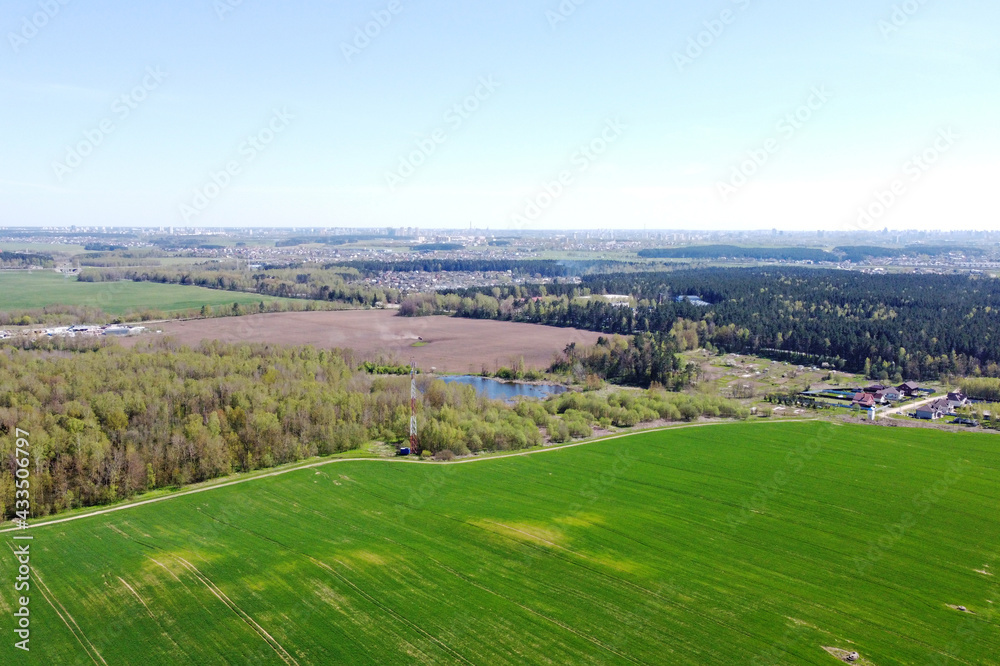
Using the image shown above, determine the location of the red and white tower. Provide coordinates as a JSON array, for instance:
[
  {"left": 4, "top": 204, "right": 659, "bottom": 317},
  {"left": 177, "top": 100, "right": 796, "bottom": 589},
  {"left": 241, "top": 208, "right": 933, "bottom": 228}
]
[{"left": 409, "top": 360, "right": 418, "bottom": 452}]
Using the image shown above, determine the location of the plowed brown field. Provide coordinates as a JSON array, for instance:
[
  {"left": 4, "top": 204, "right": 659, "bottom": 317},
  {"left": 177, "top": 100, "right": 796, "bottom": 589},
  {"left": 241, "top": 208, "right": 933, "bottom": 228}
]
[{"left": 128, "top": 310, "right": 603, "bottom": 374}]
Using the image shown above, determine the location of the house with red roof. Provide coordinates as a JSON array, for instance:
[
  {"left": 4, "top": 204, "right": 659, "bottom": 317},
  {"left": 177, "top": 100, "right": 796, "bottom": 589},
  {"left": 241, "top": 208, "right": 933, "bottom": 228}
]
[{"left": 852, "top": 392, "right": 876, "bottom": 409}]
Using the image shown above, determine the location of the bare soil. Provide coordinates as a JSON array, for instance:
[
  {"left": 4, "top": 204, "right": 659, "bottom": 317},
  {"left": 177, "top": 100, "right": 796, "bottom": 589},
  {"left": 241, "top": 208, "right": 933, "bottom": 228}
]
[
  {"left": 124, "top": 311, "right": 603, "bottom": 374},
  {"left": 822, "top": 646, "right": 870, "bottom": 664}
]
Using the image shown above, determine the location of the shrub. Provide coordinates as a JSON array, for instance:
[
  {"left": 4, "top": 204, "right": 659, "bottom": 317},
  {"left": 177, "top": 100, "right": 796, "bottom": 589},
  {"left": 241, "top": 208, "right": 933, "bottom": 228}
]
[
  {"left": 549, "top": 420, "right": 571, "bottom": 443},
  {"left": 515, "top": 400, "right": 551, "bottom": 426},
  {"left": 566, "top": 419, "right": 592, "bottom": 438},
  {"left": 562, "top": 409, "right": 594, "bottom": 425},
  {"left": 678, "top": 402, "right": 701, "bottom": 421},
  {"left": 635, "top": 405, "right": 659, "bottom": 422},
  {"left": 612, "top": 409, "right": 640, "bottom": 428},
  {"left": 657, "top": 403, "right": 682, "bottom": 421}
]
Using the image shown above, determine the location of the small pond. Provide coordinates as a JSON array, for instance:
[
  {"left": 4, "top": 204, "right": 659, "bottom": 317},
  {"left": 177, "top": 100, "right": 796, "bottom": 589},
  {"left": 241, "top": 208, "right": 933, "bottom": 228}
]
[{"left": 438, "top": 375, "right": 568, "bottom": 402}]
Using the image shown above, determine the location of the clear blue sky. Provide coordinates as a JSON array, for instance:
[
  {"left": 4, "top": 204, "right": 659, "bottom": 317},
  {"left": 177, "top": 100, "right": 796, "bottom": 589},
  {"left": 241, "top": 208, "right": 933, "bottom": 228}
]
[{"left": 2, "top": 0, "right": 997, "bottom": 230}]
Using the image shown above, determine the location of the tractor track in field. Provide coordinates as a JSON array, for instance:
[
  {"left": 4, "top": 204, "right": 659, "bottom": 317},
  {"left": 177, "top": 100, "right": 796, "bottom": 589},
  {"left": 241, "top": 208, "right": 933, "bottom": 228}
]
[
  {"left": 93, "top": 519, "right": 291, "bottom": 663},
  {"left": 248, "top": 479, "right": 718, "bottom": 664},
  {"left": 191, "top": 506, "right": 472, "bottom": 664},
  {"left": 2, "top": 420, "right": 813, "bottom": 535},
  {"left": 29, "top": 563, "right": 108, "bottom": 665},
  {"left": 175, "top": 556, "right": 300, "bottom": 666}
]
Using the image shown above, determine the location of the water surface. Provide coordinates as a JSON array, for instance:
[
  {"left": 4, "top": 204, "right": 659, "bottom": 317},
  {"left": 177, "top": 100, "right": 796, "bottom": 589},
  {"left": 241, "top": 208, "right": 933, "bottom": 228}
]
[{"left": 438, "top": 375, "right": 568, "bottom": 401}]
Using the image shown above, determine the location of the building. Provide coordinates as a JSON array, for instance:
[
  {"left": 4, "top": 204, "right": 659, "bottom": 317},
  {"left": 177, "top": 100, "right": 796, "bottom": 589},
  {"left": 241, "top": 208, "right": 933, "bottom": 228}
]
[
  {"left": 916, "top": 398, "right": 952, "bottom": 420},
  {"left": 69, "top": 325, "right": 103, "bottom": 336},
  {"left": 946, "top": 391, "right": 968, "bottom": 409},
  {"left": 674, "top": 295, "right": 711, "bottom": 307},
  {"left": 915, "top": 404, "right": 943, "bottom": 420},
  {"left": 103, "top": 325, "right": 132, "bottom": 336},
  {"left": 898, "top": 381, "right": 922, "bottom": 397},
  {"left": 875, "top": 387, "right": 902, "bottom": 402},
  {"left": 852, "top": 393, "right": 876, "bottom": 409}
]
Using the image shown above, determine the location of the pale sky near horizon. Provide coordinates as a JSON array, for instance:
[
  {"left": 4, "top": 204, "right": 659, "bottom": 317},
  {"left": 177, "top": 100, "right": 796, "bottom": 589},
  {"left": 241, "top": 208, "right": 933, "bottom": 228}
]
[{"left": 1, "top": 0, "right": 997, "bottom": 231}]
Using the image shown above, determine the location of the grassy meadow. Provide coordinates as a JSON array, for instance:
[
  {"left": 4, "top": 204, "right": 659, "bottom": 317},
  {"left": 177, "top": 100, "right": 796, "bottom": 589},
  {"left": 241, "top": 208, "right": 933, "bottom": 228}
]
[
  {"left": 1, "top": 421, "right": 997, "bottom": 664},
  {"left": 0, "top": 271, "right": 294, "bottom": 317}
]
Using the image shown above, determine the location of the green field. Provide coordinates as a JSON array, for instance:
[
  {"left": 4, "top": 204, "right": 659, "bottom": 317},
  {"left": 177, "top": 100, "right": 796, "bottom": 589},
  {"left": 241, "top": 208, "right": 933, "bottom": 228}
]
[
  {"left": 0, "top": 271, "right": 295, "bottom": 316},
  {"left": 2, "top": 422, "right": 998, "bottom": 664},
  {"left": 0, "top": 242, "right": 88, "bottom": 255}
]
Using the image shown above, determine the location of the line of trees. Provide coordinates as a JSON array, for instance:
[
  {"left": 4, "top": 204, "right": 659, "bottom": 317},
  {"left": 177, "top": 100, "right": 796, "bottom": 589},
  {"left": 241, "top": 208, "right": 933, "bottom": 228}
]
[
  {"left": 638, "top": 246, "right": 839, "bottom": 262},
  {"left": 635, "top": 244, "right": 988, "bottom": 263},
  {"left": 78, "top": 265, "right": 401, "bottom": 307},
  {"left": 0, "top": 252, "right": 54, "bottom": 268},
  {"left": 833, "top": 245, "right": 986, "bottom": 262},
  {"left": 958, "top": 378, "right": 1000, "bottom": 401},
  {"left": 0, "top": 296, "right": 339, "bottom": 328},
  {"left": 421, "top": 387, "right": 749, "bottom": 457}
]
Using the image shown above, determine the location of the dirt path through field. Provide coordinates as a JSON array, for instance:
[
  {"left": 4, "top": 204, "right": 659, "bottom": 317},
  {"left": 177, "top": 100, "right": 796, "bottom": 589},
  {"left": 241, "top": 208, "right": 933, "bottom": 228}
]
[{"left": 1, "top": 420, "right": 812, "bottom": 534}]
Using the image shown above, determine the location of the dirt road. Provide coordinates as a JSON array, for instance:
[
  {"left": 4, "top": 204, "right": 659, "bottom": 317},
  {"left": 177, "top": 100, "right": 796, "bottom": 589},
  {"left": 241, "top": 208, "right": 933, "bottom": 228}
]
[{"left": 877, "top": 395, "right": 939, "bottom": 419}]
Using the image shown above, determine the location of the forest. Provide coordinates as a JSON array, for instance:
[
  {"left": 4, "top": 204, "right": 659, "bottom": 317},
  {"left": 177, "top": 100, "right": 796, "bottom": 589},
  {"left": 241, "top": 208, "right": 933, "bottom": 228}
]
[
  {"left": 78, "top": 265, "right": 401, "bottom": 307},
  {"left": 636, "top": 244, "right": 989, "bottom": 263},
  {"left": 428, "top": 268, "right": 1000, "bottom": 380},
  {"left": 549, "top": 334, "right": 697, "bottom": 390},
  {"left": 274, "top": 234, "right": 386, "bottom": 247},
  {"left": 0, "top": 251, "right": 54, "bottom": 268},
  {"left": 637, "top": 245, "right": 839, "bottom": 262},
  {"left": 833, "top": 245, "right": 986, "bottom": 262},
  {"left": 0, "top": 339, "right": 746, "bottom": 519},
  {"left": 0, "top": 295, "right": 338, "bottom": 328}
]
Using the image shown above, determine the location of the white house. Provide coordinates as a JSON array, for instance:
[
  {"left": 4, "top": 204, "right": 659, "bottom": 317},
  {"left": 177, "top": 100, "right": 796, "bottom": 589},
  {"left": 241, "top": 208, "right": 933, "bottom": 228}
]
[
  {"left": 876, "top": 387, "right": 902, "bottom": 402},
  {"left": 946, "top": 391, "right": 968, "bottom": 409},
  {"left": 915, "top": 404, "right": 943, "bottom": 420}
]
